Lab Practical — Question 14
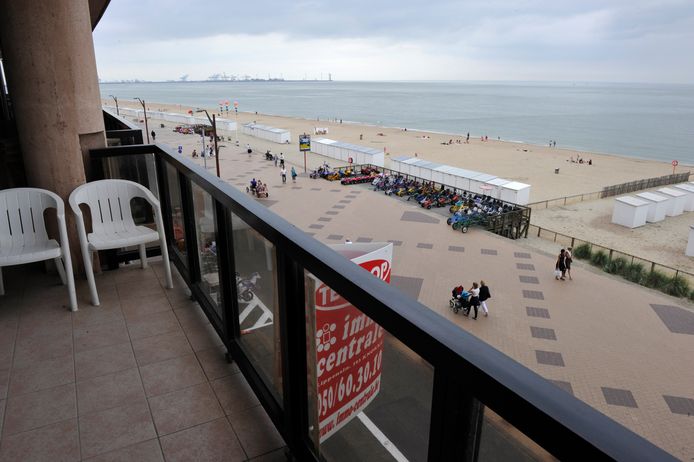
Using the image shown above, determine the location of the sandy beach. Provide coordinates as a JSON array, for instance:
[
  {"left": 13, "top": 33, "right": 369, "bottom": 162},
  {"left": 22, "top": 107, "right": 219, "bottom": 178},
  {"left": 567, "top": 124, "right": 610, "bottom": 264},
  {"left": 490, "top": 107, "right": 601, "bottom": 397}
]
[{"left": 107, "top": 100, "right": 694, "bottom": 273}]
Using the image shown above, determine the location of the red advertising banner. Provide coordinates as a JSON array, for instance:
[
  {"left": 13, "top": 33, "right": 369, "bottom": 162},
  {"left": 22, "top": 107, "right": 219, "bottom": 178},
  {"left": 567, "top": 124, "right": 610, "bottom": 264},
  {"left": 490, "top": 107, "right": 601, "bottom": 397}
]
[{"left": 313, "top": 242, "right": 393, "bottom": 443}]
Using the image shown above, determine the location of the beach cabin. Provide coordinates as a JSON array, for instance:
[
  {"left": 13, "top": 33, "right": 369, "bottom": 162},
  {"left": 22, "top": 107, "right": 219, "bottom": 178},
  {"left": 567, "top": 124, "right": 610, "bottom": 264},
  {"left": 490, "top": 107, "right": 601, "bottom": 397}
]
[
  {"left": 310, "top": 139, "right": 384, "bottom": 167},
  {"left": 635, "top": 192, "right": 669, "bottom": 223},
  {"left": 389, "top": 156, "right": 412, "bottom": 176},
  {"left": 469, "top": 173, "right": 497, "bottom": 195},
  {"left": 242, "top": 123, "right": 291, "bottom": 144},
  {"left": 500, "top": 181, "right": 531, "bottom": 206},
  {"left": 673, "top": 183, "right": 694, "bottom": 212},
  {"left": 612, "top": 196, "right": 649, "bottom": 228},
  {"left": 687, "top": 225, "right": 694, "bottom": 257},
  {"left": 658, "top": 187, "right": 687, "bottom": 216},
  {"left": 484, "top": 178, "right": 511, "bottom": 200}
]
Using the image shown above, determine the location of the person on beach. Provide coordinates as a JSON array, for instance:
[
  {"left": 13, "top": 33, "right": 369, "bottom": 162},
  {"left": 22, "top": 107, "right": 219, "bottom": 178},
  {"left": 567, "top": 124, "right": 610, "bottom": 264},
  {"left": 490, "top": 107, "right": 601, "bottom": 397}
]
[
  {"left": 555, "top": 249, "right": 567, "bottom": 280},
  {"left": 565, "top": 248, "right": 573, "bottom": 280},
  {"left": 466, "top": 132, "right": 470, "bottom": 143},
  {"left": 479, "top": 281, "right": 491, "bottom": 317},
  {"left": 466, "top": 282, "right": 481, "bottom": 319},
  {"left": 192, "top": 149, "right": 198, "bottom": 158},
  {"left": 151, "top": 130, "right": 156, "bottom": 141},
  {"left": 281, "top": 167, "right": 287, "bottom": 183},
  {"left": 291, "top": 166, "right": 297, "bottom": 182}
]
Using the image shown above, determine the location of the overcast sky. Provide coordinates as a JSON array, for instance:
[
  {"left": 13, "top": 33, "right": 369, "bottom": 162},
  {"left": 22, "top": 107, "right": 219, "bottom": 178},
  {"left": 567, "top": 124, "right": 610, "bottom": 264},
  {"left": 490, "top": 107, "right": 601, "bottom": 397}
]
[{"left": 93, "top": 0, "right": 694, "bottom": 83}]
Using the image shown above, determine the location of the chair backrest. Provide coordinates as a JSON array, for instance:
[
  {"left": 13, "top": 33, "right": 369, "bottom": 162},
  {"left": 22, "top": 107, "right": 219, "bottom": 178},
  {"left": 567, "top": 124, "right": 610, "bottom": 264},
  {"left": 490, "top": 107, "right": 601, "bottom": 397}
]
[
  {"left": 69, "top": 180, "right": 159, "bottom": 235},
  {"left": 0, "top": 188, "right": 62, "bottom": 248}
]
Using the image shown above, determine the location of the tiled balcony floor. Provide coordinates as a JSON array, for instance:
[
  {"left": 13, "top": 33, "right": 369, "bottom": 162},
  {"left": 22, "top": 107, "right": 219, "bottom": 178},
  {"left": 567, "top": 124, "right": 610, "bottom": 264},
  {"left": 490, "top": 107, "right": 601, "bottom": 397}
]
[{"left": 0, "top": 259, "right": 286, "bottom": 461}]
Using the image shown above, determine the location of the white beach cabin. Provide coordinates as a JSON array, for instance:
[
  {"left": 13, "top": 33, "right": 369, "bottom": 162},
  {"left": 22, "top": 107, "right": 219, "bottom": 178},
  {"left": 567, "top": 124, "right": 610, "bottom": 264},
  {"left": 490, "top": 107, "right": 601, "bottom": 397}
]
[
  {"left": 611, "top": 196, "right": 649, "bottom": 228},
  {"left": 469, "top": 173, "right": 497, "bottom": 195},
  {"left": 389, "top": 156, "right": 412, "bottom": 176},
  {"left": 673, "top": 183, "right": 694, "bottom": 212},
  {"left": 635, "top": 192, "right": 669, "bottom": 223},
  {"left": 484, "top": 178, "right": 511, "bottom": 200},
  {"left": 687, "top": 225, "right": 694, "bottom": 257},
  {"left": 658, "top": 187, "right": 687, "bottom": 216},
  {"left": 242, "top": 123, "right": 291, "bottom": 144},
  {"left": 500, "top": 181, "right": 531, "bottom": 205}
]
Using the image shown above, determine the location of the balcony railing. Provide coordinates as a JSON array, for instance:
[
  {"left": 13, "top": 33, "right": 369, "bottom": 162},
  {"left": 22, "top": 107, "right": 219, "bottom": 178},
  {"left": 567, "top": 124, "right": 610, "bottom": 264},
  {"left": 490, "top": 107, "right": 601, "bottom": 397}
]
[{"left": 88, "top": 115, "right": 676, "bottom": 461}]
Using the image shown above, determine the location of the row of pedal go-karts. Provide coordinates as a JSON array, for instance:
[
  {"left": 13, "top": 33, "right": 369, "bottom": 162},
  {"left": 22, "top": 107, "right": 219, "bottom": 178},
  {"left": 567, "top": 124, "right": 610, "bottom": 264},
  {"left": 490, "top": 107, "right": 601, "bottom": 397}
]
[{"left": 309, "top": 163, "right": 381, "bottom": 183}]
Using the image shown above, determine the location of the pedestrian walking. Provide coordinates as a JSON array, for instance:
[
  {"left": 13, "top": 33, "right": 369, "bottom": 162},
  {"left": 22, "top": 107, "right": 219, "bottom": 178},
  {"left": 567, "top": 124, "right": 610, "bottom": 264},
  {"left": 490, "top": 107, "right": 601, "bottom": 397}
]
[
  {"left": 555, "top": 249, "right": 567, "bottom": 280},
  {"left": 467, "top": 282, "right": 481, "bottom": 319},
  {"left": 151, "top": 130, "right": 156, "bottom": 141},
  {"left": 192, "top": 149, "right": 198, "bottom": 158},
  {"left": 291, "top": 166, "right": 297, "bottom": 182},
  {"left": 565, "top": 247, "right": 573, "bottom": 280},
  {"left": 281, "top": 167, "right": 287, "bottom": 183},
  {"left": 479, "top": 281, "right": 491, "bottom": 317},
  {"left": 279, "top": 153, "right": 285, "bottom": 168}
]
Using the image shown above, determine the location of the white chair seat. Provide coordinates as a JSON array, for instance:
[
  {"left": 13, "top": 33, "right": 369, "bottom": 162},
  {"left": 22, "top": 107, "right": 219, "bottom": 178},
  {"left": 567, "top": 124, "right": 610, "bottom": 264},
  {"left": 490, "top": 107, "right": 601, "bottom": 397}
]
[
  {"left": 0, "top": 239, "right": 61, "bottom": 266},
  {"left": 87, "top": 226, "right": 159, "bottom": 250}
]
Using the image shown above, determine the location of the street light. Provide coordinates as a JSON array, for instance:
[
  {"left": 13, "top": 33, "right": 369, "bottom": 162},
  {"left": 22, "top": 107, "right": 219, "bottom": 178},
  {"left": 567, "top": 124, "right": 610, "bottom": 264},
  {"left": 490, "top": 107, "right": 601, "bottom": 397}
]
[
  {"left": 196, "top": 109, "right": 220, "bottom": 178},
  {"left": 135, "top": 97, "right": 150, "bottom": 144},
  {"left": 109, "top": 95, "right": 119, "bottom": 116}
]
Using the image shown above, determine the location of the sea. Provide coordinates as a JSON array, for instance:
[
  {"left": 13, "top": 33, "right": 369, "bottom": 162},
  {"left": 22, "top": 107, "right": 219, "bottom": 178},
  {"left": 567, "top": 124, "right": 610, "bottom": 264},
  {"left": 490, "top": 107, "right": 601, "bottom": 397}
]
[{"left": 100, "top": 81, "right": 694, "bottom": 164}]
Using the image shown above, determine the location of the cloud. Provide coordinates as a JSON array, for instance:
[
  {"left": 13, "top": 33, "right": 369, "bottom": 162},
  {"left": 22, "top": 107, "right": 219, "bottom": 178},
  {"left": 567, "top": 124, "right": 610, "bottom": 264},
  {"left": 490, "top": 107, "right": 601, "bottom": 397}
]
[{"left": 93, "top": 0, "right": 694, "bottom": 83}]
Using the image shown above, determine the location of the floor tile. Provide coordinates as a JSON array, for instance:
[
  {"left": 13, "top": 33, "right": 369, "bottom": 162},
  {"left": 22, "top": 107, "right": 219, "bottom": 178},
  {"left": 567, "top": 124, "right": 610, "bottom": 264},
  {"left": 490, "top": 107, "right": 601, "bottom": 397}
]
[
  {"left": 516, "top": 263, "right": 536, "bottom": 271},
  {"left": 530, "top": 326, "right": 557, "bottom": 340},
  {"left": 0, "top": 398, "right": 4, "bottom": 435},
  {"left": 551, "top": 380, "right": 574, "bottom": 395},
  {"left": 121, "top": 293, "right": 172, "bottom": 321},
  {"left": 72, "top": 304, "right": 125, "bottom": 330},
  {"left": 526, "top": 307, "right": 550, "bottom": 319},
  {"left": 12, "top": 327, "right": 73, "bottom": 368},
  {"left": 519, "top": 275, "right": 540, "bottom": 284},
  {"left": 0, "top": 369, "right": 8, "bottom": 400},
  {"left": 650, "top": 304, "right": 694, "bottom": 335},
  {"left": 182, "top": 324, "right": 223, "bottom": 352},
  {"left": 248, "top": 448, "right": 288, "bottom": 462},
  {"left": 74, "top": 319, "right": 130, "bottom": 353},
  {"left": 159, "top": 417, "right": 245, "bottom": 462},
  {"left": 140, "top": 354, "right": 206, "bottom": 397},
  {"left": 0, "top": 418, "right": 79, "bottom": 462},
  {"left": 196, "top": 347, "right": 239, "bottom": 381},
  {"left": 83, "top": 438, "right": 163, "bottom": 462},
  {"left": 523, "top": 290, "right": 545, "bottom": 300},
  {"left": 602, "top": 387, "right": 638, "bottom": 408},
  {"left": 8, "top": 355, "right": 74, "bottom": 397},
  {"left": 75, "top": 342, "right": 137, "bottom": 382},
  {"left": 400, "top": 211, "right": 439, "bottom": 224},
  {"left": 3, "top": 383, "right": 76, "bottom": 436},
  {"left": 448, "top": 245, "right": 465, "bottom": 252},
  {"left": 79, "top": 401, "right": 157, "bottom": 459},
  {"left": 76, "top": 368, "right": 146, "bottom": 415},
  {"left": 148, "top": 382, "right": 223, "bottom": 436},
  {"left": 126, "top": 310, "right": 181, "bottom": 340},
  {"left": 535, "top": 350, "right": 565, "bottom": 367},
  {"left": 211, "top": 373, "right": 260, "bottom": 416},
  {"left": 228, "top": 405, "right": 285, "bottom": 458},
  {"left": 132, "top": 331, "right": 193, "bottom": 366},
  {"left": 173, "top": 306, "right": 209, "bottom": 330},
  {"left": 663, "top": 395, "right": 694, "bottom": 416}
]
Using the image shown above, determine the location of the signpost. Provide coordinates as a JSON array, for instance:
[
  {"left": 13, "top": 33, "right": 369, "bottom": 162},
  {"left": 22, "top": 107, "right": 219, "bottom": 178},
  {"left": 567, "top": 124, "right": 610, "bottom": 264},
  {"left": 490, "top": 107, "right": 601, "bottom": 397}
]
[
  {"left": 307, "top": 242, "right": 392, "bottom": 444},
  {"left": 299, "top": 133, "right": 311, "bottom": 173}
]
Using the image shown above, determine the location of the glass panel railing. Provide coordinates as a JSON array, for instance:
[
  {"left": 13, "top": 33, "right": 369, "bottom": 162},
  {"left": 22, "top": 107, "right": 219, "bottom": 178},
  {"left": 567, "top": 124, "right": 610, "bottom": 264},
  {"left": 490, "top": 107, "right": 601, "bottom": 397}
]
[
  {"left": 230, "top": 213, "right": 283, "bottom": 405},
  {"left": 165, "top": 162, "right": 187, "bottom": 263},
  {"left": 478, "top": 406, "right": 557, "bottom": 461},
  {"left": 304, "top": 242, "right": 433, "bottom": 461},
  {"left": 191, "top": 183, "right": 222, "bottom": 314}
]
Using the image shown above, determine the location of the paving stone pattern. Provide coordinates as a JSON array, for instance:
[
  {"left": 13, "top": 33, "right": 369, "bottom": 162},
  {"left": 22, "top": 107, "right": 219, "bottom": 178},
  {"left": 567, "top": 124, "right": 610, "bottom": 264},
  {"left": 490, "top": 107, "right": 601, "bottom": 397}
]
[
  {"left": 535, "top": 350, "right": 565, "bottom": 367},
  {"left": 530, "top": 326, "right": 557, "bottom": 340},
  {"left": 480, "top": 249, "right": 498, "bottom": 255},
  {"left": 602, "top": 387, "right": 638, "bottom": 408},
  {"left": 523, "top": 290, "right": 545, "bottom": 300},
  {"left": 519, "top": 275, "right": 540, "bottom": 284},
  {"left": 526, "top": 307, "right": 551, "bottom": 319},
  {"left": 650, "top": 304, "right": 694, "bottom": 335},
  {"left": 516, "top": 263, "right": 536, "bottom": 271}
]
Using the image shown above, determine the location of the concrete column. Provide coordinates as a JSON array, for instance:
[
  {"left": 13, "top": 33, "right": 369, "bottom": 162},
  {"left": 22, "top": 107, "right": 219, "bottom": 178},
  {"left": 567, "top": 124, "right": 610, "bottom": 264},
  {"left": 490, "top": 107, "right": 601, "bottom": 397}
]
[{"left": 0, "top": 0, "right": 107, "bottom": 270}]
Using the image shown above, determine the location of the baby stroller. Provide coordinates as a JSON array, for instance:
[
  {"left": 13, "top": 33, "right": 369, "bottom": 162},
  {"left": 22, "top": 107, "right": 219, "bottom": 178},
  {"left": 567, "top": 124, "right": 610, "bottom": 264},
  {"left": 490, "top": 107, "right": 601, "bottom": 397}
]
[{"left": 449, "top": 286, "right": 472, "bottom": 315}]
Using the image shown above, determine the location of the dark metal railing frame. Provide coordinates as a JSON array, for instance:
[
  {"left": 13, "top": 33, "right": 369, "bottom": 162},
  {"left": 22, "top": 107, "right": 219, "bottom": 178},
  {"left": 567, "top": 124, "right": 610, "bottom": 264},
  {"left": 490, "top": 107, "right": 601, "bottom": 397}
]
[{"left": 89, "top": 139, "right": 676, "bottom": 462}]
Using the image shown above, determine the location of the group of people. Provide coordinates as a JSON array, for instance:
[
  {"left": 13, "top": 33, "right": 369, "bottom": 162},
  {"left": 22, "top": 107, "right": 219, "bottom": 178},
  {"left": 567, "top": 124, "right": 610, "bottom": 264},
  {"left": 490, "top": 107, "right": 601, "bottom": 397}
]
[
  {"left": 191, "top": 146, "right": 215, "bottom": 158},
  {"left": 452, "top": 280, "right": 491, "bottom": 320},
  {"left": 555, "top": 247, "right": 573, "bottom": 280},
  {"left": 247, "top": 178, "right": 268, "bottom": 198},
  {"left": 568, "top": 156, "right": 593, "bottom": 165}
]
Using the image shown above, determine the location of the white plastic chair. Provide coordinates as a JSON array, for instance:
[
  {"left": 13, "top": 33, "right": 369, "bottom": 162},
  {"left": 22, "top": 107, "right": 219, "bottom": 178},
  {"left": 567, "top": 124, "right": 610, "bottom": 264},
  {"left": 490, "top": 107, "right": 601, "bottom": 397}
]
[
  {"left": 69, "top": 179, "right": 173, "bottom": 306},
  {"left": 0, "top": 188, "right": 78, "bottom": 311}
]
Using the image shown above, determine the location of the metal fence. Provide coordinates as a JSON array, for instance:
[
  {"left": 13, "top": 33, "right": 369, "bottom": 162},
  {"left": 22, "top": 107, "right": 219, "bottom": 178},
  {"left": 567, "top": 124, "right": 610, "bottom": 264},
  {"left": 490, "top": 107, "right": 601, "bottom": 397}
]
[
  {"left": 529, "top": 224, "right": 694, "bottom": 288},
  {"left": 529, "top": 172, "right": 692, "bottom": 210},
  {"left": 88, "top": 112, "right": 677, "bottom": 461}
]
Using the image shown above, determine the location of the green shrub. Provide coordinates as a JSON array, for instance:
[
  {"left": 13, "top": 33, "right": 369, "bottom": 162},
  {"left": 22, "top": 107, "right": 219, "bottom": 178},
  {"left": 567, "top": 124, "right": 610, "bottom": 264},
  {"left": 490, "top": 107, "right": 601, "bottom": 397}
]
[
  {"left": 590, "top": 250, "right": 609, "bottom": 268},
  {"left": 665, "top": 276, "right": 691, "bottom": 298},
  {"left": 623, "top": 263, "right": 645, "bottom": 283},
  {"left": 573, "top": 244, "right": 591, "bottom": 260},
  {"left": 604, "top": 257, "right": 627, "bottom": 274},
  {"left": 690, "top": 289, "right": 694, "bottom": 302},
  {"left": 643, "top": 270, "right": 669, "bottom": 289}
]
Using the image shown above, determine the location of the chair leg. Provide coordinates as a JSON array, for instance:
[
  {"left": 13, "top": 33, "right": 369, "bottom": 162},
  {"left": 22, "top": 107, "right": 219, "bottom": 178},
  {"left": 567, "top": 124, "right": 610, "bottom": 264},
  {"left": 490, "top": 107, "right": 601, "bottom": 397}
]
[
  {"left": 54, "top": 257, "right": 67, "bottom": 285},
  {"left": 61, "top": 256, "right": 78, "bottom": 312},
  {"left": 159, "top": 236, "right": 173, "bottom": 289},
  {"left": 0, "top": 266, "right": 4, "bottom": 296},
  {"left": 139, "top": 244, "right": 148, "bottom": 269},
  {"left": 83, "top": 249, "right": 100, "bottom": 306}
]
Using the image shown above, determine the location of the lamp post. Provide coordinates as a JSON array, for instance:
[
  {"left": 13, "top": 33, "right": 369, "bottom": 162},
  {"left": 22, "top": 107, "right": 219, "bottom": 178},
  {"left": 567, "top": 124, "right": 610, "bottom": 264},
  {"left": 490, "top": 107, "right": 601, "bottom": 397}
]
[
  {"left": 135, "top": 97, "right": 150, "bottom": 143},
  {"left": 109, "top": 95, "right": 119, "bottom": 116},
  {"left": 233, "top": 101, "right": 239, "bottom": 144},
  {"left": 196, "top": 109, "right": 220, "bottom": 177}
]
